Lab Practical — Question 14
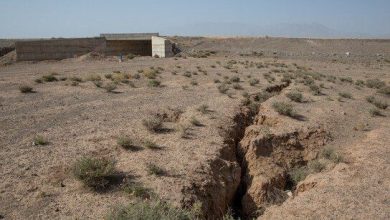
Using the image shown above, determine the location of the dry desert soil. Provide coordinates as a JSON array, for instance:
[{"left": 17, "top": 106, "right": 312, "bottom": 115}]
[{"left": 0, "top": 37, "right": 389, "bottom": 219}]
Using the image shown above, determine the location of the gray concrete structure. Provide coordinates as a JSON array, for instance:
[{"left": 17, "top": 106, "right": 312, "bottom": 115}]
[
  {"left": 15, "top": 33, "right": 174, "bottom": 61},
  {"left": 15, "top": 38, "right": 106, "bottom": 61}
]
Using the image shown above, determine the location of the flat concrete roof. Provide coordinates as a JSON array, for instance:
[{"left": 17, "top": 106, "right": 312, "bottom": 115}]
[{"left": 100, "top": 33, "right": 159, "bottom": 41}]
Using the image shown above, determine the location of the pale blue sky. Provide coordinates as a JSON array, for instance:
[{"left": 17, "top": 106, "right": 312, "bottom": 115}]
[{"left": 1, "top": 0, "right": 389, "bottom": 38}]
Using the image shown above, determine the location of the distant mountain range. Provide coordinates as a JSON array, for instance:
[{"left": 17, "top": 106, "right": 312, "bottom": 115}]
[{"left": 162, "top": 22, "right": 390, "bottom": 39}]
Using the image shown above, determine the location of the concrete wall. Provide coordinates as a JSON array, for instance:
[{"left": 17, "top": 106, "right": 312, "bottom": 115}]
[
  {"left": 105, "top": 40, "right": 152, "bottom": 56},
  {"left": 152, "top": 36, "right": 173, "bottom": 58},
  {"left": 15, "top": 38, "right": 105, "bottom": 61}
]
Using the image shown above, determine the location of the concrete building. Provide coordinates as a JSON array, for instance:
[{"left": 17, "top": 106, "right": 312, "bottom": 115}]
[{"left": 15, "top": 33, "right": 174, "bottom": 61}]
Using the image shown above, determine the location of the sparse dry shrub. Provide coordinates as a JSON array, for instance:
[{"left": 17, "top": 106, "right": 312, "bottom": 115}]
[
  {"left": 142, "top": 116, "right": 163, "bottom": 132},
  {"left": 148, "top": 80, "right": 161, "bottom": 87},
  {"left": 107, "top": 200, "right": 193, "bottom": 220},
  {"left": 366, "top": 78, "right": 386, "bottom": 89},
  {"left": 249, "top": 78, "right": 259, "bottom": 86},
  {"left": 73, "top": 157, "right": 115, "bottom": 189},
  {"left": 146, "top": 163, "right": 165, "bottom": 176},
  {"left": 286, "top": 91, "right": 303, "bottom": 103},
  {"left": 218, "top": 84, "right": 229, "bottom": 94},
  {"left": 338, "top": 92, "right": 353, "bottom": 99},
  {"left": 272, "top": 101, "right": 296, "bottom": 117},
  {"left": 19, "top": 85, "right": 34, "bottom": 93},
  {"left": 144, "top": 69, "right": 159, "bottom": 79},
  {"left": 104, "top": 83, "right": 117, "bottom": 92},
  {"left": 197, "top": 104, "right": 209, "bottom": 114},
  {"left": 232, "top": 83, "right": 243, "bottom": 90}
]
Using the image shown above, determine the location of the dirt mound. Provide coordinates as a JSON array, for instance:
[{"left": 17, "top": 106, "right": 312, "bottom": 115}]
[{"left": 0, "top": 50, "right": 16, "bottom": 66}]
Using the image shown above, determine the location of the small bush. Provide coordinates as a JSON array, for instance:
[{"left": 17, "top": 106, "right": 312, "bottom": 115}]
[
  {"left": 355, "top": 80, "right": 365, "bottom": 87},
  {"left": 33, "top": 135, "right": 47, "bottom": 145},
  {"left": 339, "top": 77, "right": 353, "bottom": 83},
  {"left": 123, "top": 182, "right": 153, "bottom": 199},
  {"left": 42, "top": 74, "right": 58, "bottom": 82},
  {"left": 338, "top": 92, "right": 353, "bottom": 99},
  {"left": 309, "top": 84, "right": 321, "bottom": 95},
  {"left": 308, "top": 160, "right": 326, "bottom": 173},
  {"left": 144, "top": 69, "right": 159, "bottom": 79},
  {"left": 369, "top": 108, "right": 383, "bottom": 117},
  {"left": 104, "top": 83, "right": 117, "bottom": 92},
  {"left": 249, "top": 78, "right": 259, "bottom": 86},
  {"left": 286, "top": 92, "right": 303, "bottom": 102},
  {"left": 214, "top": 79, "right": 221, "bottom": 84},
  {"left": 107, "top": 200, "right": 193, "bottom": 220},
  {"left": 85, "top": 74, "right": 101, "bottom": 82},
  {"left": 69, "top": 76, "right": 83, "bottom": 82},
  {"left": 321, "top": 147, "right": 343, "bottom": 163},
  {"left": 232, "top": 83, "right": 243, "bottom": 90},
  {"left": 197, "top": 104, "right": 209, "bottom": 114},
  {"left": 117, "top": 136, "right": 137, "bottom": 150},
  {"left": 178, "top": 124, "right": 191, "bottom": 139},
  {"left": 377, "top": 86, "right": 390, "bottom": 95},
  {"left": 146, "top": 163, "right": 165, "bottom": 176},
  {"left": 183, "top": 72, "right": 192, "bottom": 78},
  {"left": 73, "top": 157, "right": 115, "bottom": 189},
  {"left": 144, "top": 140, "right": 161, "bottom": 150},
  {"left": 190, "top": 80, "right": 198, "bottom": 86},
  {"left": 272, "top": 102, "right": 295, "bottom": 117},
  {"left": 133, "top": 73, "right": 140, "bottom": 79},
  {"left": 93, "top": 81, "right": 103, "bottom": 88},
  {"left": 148, "top": 80, "right": 161, "bottom": 87},
  {"left": 288, "top": 167, "right": 309, "bottom": 186},
  {"left": 230, "top": 76, "right": 240, "bottom": 82},
  {"left": 105, "top": 73, "right": 113, "bottom": 79},
  {"left": 142, "top": 116, "right": 163, "bottom": 132},
  {"left": 34, "top": 78, "right": 43, "bottom": 83},
  {"left": 19, "top": 85, "right": 33, "bottom": 93},
  {"left": 366, "top": 96, "right": 388, "bottom": 109},
  {"left": 366, "top": 79, "right": 386, "bottom": 89},
  {"left": 217, "top": 84, "right": 229, "bottom": 94},
  {"left": 190, "top": 117, "right": 202, "bottom": 126}
]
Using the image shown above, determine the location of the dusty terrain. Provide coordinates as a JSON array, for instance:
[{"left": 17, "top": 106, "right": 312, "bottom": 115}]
[{"left": 0, "top": 37, "right": 389, "bottom": 219}]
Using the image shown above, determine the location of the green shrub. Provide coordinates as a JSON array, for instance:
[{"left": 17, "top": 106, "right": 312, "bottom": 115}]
[
  {"left": 286, "top": 92, "right": 303, "bottom": 103},
  {"left": 272, "top": 102, "right": 295, "bottom": 117},
  {"left": 148, "top": 80, "right": 161, "bottom": 87},
  {"left": 73, "top": 157, "right": 115, "bottom": 189},
  {"left": 107, "top": 200, "right": 193, "bottom": 220},
  {"left": 146, "top": 163, "right": 165, "bottom": 176},
  {"left": 338, "top": 92, "right": 353, "bottom": 99},
  {"left": 366, "top": 79, "right": 386, "bottom": 89},
  {"left": 33, "top": 135, "right": 47, "bottom": 145},
  {"left": 19, "top": 85, "right": 34, "bottom": 93},
  {"left": 142, "top": 116, "right": 163, "bottom": 132}
]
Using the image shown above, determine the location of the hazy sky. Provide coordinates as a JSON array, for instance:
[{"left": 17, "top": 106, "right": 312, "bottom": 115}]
[{"left": 1, "top": 0, "right": 389, "bottom": 38}]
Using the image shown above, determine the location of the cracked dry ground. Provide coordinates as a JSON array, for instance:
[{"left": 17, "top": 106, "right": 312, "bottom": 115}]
[{"left": 0, "top": 49, "right": 389, "bottom": 219}]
